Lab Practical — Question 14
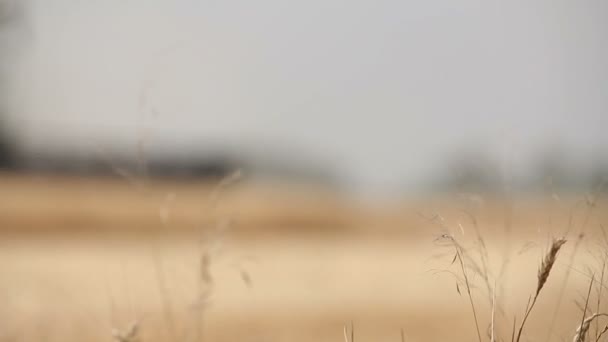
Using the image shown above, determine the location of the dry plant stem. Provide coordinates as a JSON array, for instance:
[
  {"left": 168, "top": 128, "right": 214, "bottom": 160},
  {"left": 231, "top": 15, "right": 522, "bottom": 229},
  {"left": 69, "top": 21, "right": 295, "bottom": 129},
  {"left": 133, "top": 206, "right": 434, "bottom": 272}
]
[
  {"left": 434, "top": 232, "right": 483, "bottom": 342},
  {"left": 151, "top": 251, "right": 178, "bottom": 341},
  {"left": 194, "top": 251, "right": 213, "bottom": 342},
  {"left": 191, "top": 171, "right": 240, "bottom": 342},
  {"left": 574, "top": 276, "right": 596, "bottom": 342},
  {"left": 573, "top": 314, "right": 608, "bottom": 342},
  {"left": 547, "top": 229, "right": 586, "bottom": 340},
  {"left": 454, "top": 245, "right": 483, "bottom": 342},
  {"left": 511, "top": 316, "right": 517, "bottom": 342},
  {"left": 548, "top": 185, "right": 604, "bottom": 342},
  {"left": 461, "top": 210, "right": 494, "bottom": 307},
  {"left": 491, "top": 282, "right": 497, "bottom": 342},
  {"left": 596, "top": 258, "right": 607, "bottom": 340},
  {"left": 596, "top": 325, "right": 608, "bottom": 342},
  {"left": 497, "top": 200, "right": 514, "bottom": 315},
  {"left": 516, "top": 238, "right": 567, "bottom": 342},
  {"left": 112, "top": 321, "right": 140, "bottom": 342},
  {"left": 343, "top": 322, "right": 354, "bottom": 342}
]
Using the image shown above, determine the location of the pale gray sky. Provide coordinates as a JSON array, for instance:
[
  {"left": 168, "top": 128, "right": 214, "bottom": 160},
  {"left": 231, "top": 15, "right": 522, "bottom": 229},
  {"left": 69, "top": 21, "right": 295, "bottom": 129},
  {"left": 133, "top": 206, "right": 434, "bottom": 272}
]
[{"left": 4, "top": 0, "right": 608, "bottom": 194}]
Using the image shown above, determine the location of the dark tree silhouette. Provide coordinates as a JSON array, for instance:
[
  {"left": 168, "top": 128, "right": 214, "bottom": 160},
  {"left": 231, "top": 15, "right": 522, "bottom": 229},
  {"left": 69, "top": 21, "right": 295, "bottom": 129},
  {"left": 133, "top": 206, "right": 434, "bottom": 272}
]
[{"left": 0, "top": 1, "right": 26, "bottom": 170}]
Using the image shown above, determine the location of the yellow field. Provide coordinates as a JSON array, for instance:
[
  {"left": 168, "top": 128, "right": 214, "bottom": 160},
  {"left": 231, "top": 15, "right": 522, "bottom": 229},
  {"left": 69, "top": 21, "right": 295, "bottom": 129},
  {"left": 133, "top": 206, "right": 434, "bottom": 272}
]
[{"left": 0, "top": 174, "right": 606, "bottom": 341}]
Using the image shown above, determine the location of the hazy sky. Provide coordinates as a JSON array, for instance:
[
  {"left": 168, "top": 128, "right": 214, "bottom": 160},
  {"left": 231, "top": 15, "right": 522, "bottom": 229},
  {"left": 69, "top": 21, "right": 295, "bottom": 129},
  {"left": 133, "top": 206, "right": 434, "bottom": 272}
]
[{"left": 4, "top": 0, "right": 608, "bottom": 193}]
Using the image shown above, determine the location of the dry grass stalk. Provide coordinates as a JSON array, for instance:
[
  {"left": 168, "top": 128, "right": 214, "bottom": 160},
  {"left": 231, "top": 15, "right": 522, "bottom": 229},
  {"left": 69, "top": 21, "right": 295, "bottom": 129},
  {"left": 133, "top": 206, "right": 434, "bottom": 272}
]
[
  {"left": 547, "top": 183, "right": 604, "bottom": 342},
  {"left": 573, "top": 314, "right": 608, "bottom": 342},
  {"left": 511, "top": 316, "right": 516, "bottom": 342},
  {"left": 112, "top": 321, "right": 140, "bottom": 342},
  {"left": 595, "top": 256, "right": 607, "bottom": 340},
  {"left": 595, "top": 325, "right": 608, "bottom": 342},
  {"left": 573, "top": 275, "right": 598, "bottom": 342},
  {"left": 192, "top": 170, "right": 242, "bottom": 342},
  {"left": 490, "top": 282, "right": 497, "bottom": 342},
  {"left": 515, "top": 238, "right": 567, "bottom": 342},
  {"left": 450, "top": 236, "right": 483, "bottom": 342},
  {"left": 432, "top": 229, "right": 484, "bottom": 342},
  {"left": 343, "top": 321, "right": 354, "bottom": 342},
  {"left": 460, "top": 209, "right": 495, "bottom": 307},
  {"left": 536, "top": 239, "right": 567, "bottom": 296},
  {"left": 428, "top": 208, "right": 500, "bottom": 311},
  {"left": 208, "top": 169, "right": 243, "bottom": 207},
  {"left": 576, "top": 276, "right": 596, "bottom": 342}
]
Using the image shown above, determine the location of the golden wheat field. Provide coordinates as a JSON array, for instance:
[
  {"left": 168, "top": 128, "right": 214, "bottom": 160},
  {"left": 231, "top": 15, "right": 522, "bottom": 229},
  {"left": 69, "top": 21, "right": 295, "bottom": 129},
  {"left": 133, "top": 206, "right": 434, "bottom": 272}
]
[{"left": 1, "top": 173, "right": 607, "bottom": 342}]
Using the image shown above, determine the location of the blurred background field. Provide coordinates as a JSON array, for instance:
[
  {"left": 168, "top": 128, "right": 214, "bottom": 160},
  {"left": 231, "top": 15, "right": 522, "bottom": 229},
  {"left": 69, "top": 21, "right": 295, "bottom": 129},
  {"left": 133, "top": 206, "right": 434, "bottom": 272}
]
[
  {"left": 1, "top": 173, "right": 607, "bottom": 341},
  {"left": 1, "top": 1, "right": 608, "bottom": 341}
]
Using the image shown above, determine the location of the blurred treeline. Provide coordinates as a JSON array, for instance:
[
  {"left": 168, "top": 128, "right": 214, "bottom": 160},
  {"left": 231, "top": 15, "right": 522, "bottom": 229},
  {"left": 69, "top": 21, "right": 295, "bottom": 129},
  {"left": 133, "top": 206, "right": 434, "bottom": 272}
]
[{"left": 0, "top": 1, "right": 605, "bottom": 194}]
